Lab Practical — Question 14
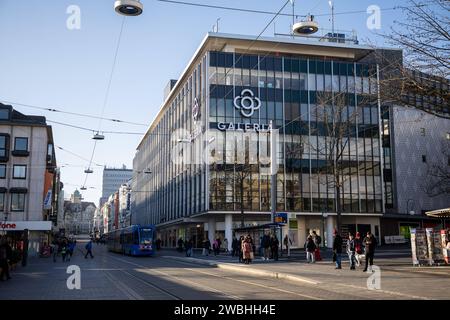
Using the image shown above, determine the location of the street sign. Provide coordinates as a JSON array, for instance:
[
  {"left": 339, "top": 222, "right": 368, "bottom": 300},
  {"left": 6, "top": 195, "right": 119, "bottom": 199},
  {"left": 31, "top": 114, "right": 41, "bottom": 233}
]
[{"left": 274, "top": 212, "right": 288, "bottom": 224}]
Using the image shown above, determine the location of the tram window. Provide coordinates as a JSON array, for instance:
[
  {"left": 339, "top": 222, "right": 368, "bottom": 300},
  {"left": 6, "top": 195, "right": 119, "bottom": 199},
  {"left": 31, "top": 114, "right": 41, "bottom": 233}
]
[{"left": 133, "top": 230, "right": 139, "bottom": 245}]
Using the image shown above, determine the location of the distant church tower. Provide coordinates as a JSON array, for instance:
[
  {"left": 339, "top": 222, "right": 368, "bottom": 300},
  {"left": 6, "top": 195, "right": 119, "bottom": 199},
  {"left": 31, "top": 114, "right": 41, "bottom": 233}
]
[{"left": 70, "top": 189, "right": 82, "bottom": 204}]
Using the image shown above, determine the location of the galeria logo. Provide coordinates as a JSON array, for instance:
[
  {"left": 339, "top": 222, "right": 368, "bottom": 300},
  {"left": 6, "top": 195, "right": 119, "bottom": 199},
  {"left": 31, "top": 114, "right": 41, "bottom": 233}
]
[
  {"left": 234, "top": 89, "right": 261, "bottom": 117},
  {"left": 192, "top": 97, "right": 200, "bottom": 122}
]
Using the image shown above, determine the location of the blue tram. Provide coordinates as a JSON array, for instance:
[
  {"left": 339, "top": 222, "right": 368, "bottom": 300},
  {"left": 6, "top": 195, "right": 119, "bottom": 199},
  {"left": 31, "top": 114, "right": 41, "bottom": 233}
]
[{"left": 107, "top": 225, "right": 155, "bottom": 256}]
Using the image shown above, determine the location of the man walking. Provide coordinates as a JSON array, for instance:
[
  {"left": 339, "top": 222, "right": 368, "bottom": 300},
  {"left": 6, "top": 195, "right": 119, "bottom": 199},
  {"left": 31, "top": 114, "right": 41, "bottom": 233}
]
[
  {"left": 333, "top": 230, "right": 343, "bottom": 269},
  {"left": 347, "top": 233, "right": 356, "bottom": 270},
  {"left": 305, "top": 235, "right": 316, "bottom": 263},
  {"left": 261, "top": 232, "right": 271, "bottom": 261},
  {"left": 85, "top": 239, "right": 94, "bottom": 259},
  {"left": 363, "top": 231, "right": 377, "bottom": 272}
]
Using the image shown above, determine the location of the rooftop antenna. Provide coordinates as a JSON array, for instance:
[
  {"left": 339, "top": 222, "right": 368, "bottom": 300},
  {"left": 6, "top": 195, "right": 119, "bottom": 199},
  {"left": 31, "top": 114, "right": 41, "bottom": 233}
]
[{"left": 329, "top": 1, "right": 335, "bottom": 41}]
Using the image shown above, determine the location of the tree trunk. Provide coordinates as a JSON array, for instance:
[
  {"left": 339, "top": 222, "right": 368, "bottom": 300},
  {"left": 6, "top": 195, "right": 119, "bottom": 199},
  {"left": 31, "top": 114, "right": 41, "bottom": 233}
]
[
  {"left": 336, "top": 185, "right": 342, "bottom": 234},
  {"left": 240, "top": 178, "right": 244, "bottom": 228}
]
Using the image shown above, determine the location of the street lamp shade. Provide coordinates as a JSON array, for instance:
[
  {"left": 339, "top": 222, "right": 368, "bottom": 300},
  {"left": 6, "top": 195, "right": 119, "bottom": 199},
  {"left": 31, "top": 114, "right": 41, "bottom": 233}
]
[
  {"left": 114, "top": 0, "right": 143, "bottom": 16},
  {"left": 92, "top": 132, "right": 105, "bottom": 140},
  {"left": 292, "top": 15, "right": 319, "bottom": 35}
]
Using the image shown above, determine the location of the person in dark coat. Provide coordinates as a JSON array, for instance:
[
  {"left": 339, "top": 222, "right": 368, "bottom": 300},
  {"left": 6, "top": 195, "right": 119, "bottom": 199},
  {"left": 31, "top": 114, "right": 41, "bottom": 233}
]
[
  {"left": 261, "top": 233, "right": 271, "bottom": 261},
  {"left": 346, "top": 233, "right": 356, "bottom": 270},
  {"left": 363, "top": 231, "right": 377, "bottom": 272},
  {"left": 305, "top": 235, "right": 316, "bottom": 263},
  {"left": 333, "top": 230, "right": 343, "bottom": 269},
  {"left": 177, "top": 238, "right": 184, "bottom": 252},
  {"left": 270, "top": 235, "right": 279, "bottom": 261},
  {"left": 0, "top": 237, "right": 12, "bottom": 281}
]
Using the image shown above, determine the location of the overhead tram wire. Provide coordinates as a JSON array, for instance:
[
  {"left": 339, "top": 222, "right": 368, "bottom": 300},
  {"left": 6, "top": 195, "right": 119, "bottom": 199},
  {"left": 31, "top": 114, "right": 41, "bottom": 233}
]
[
  {"left": 156, "top": 0, "right": 437, "bottom": 18},
  {"left": 0, "top": 100, "right": 148, "bottom": 127},
  {"left": 56, "top": 146, "right": 104, "bottom": 167},
  {"left": 47, "top": 120, "right": 145, "bottom": 135},
  {"left": 83, "top": 16, "right": 126, "bottom": 188}
]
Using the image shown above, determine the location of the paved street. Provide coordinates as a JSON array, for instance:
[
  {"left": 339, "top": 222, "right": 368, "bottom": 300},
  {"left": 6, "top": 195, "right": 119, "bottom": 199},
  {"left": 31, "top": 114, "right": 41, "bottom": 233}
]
[{"left": 1, "top": 240, "right": 449, "bottom": 300}]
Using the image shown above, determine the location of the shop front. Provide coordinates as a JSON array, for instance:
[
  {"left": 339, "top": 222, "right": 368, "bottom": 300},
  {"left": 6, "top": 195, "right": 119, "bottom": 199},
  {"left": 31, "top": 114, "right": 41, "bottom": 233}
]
[{"left": 1, "top": 221, "right": 52, "bottom": 259}]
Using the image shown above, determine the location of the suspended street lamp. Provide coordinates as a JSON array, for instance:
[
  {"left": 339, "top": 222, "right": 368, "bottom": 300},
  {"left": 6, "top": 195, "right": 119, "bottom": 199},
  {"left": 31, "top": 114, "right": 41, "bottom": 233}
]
[
  {"left": 114, "top": 0, "right": 143, "bottom": 16},
  {"left": 293, "top": 14, "right": 319, "bottom": 35},
  {"left": 84, "top": 168, "right": 94, "bottom": 174},
  {"left": 92, "top": 132, "right": 105, "bottom": 140}
]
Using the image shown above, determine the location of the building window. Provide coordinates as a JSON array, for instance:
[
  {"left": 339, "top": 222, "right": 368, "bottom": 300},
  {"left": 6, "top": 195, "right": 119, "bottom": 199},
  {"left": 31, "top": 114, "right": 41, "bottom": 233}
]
[
  {"left": 420, "top": 128, "right": 425, "bottom": 136},
  {"left": 0, "top": 192, "right": 4, "bottom": 211},
  {"left": 11, "top": 193, "right": 25, "bottom": 211},
  {"left": 0, "top": 134, "right": 9, "bottom": 159},
  {"left": 0, "top": 109, "right": 10, "bottom": 120},
  {"left": 422, "top": 155, "right": 427, "bottom": 163},
  {"left": 0, "top": 164, "right": 5, "bottom": 178},
  {"left": 13, "top": 165, "right": 27, "bottom": 179},
  {"left": 14, "top": 137, "right": 28, "bottom": 151}
]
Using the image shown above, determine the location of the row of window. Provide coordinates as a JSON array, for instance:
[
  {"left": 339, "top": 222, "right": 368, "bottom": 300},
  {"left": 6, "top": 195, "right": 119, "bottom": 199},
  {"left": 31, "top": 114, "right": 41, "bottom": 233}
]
[
  {"left": 0, "top": 164, "right": 27, "bottom": 179},
  {"left": 0, "top": 135, "right": 28, "bottom": 158},
  {"left": 0, "top": 192, "right": 26, "bottom": 212}
]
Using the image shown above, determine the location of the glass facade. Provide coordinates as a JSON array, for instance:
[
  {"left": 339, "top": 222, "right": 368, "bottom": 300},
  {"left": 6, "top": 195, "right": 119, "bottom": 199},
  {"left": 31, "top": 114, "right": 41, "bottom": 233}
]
[
  {"left": 133, "top": 45, "right": 385, "bottom": 229},
  {"left": 208, "top": 51, "right": 383, "bottom": 214}
]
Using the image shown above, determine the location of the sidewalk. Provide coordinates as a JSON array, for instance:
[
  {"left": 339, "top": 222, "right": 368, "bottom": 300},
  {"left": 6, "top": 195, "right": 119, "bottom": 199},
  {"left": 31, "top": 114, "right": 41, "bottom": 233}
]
[{"left": 159, "top": 246, "right": 450, "bottom": 300}]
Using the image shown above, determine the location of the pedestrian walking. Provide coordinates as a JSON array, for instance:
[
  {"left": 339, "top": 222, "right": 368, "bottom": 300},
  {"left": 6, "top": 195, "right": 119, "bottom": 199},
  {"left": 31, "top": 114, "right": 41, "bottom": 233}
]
[
  {"left": 212, "top": 239, "right": 219, "bottom": 256},
  {"left": 270, "top": 235, "right": 279, "bottom": 261},
  {"left": 284, "top": 235, "right": 292, "bottom": 255},
  {"left": 354, "top": 232, "right": 363, "bottom": 267},
  {"left": 242, "top": 238, "right": 252, "bottom": 264},
  {"left": 347, "top": 233, "right": 356, "bottom": 270},
  {"left": 238, "top": 236, "right": 244, "bottom": 263},
  {"left": 203, "top": 239, "right": 211, "bottom": 256},
  {"left": 231, "top": 237, "right": 238, "bottom": 257},
  {"left": 223, "top": 238, "right": 229, "bottom": 254},
  {"left": 67, "top": 241, "right": 76, "bottom": 262},
  {"left": 305, "top": 235, "right": 316, "bottom": 263},
  {"left": 0, "top": 237, "right": 12, "bottom": 281},
  {"left": 84, "top": 240, "right": 94, "bottom": 259},
  {"left": 333, "top": 230, "right": 343, "bottom": 269},
  {"left": 61, "top": 241, "right": 68, "bottom": 262},
  {"left": 177, "top": 237, "right": 184, "bottom": 253},
  {"left": 363, "top": 231, "right": 377, "bottom": 272},
  {"left": 312, "top": 231, "right": 322, "bottom": 261},
  {"left": 261, "top": 232, "right": 271, "bottom": 261}
]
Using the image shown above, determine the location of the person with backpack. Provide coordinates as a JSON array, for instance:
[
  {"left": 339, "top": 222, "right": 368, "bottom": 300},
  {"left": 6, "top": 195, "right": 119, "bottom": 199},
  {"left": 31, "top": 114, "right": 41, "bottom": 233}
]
[
  {"left": 312, "top": 231, "right": 322, "bottom": 261},
  {"left": 85, "top": 240, "right": 94, "bottom": 259}
]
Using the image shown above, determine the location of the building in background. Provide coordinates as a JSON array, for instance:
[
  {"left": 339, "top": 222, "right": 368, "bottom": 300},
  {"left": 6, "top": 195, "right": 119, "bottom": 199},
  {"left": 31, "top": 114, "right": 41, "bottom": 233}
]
[
  {"left": 63, "top": 189, "right": 96, "bottom": 235},
  {"left": 0, "top": 103, "right": 58, "bottom": 257},
  {"left": 118, "top": 182, "right": 132, "bottom": 228},
  {"left": 99, "top": 165, "right": 133, "bottom": 208},
  {"left": 132, "top": 32, "right": 395, "bottom": 249}
]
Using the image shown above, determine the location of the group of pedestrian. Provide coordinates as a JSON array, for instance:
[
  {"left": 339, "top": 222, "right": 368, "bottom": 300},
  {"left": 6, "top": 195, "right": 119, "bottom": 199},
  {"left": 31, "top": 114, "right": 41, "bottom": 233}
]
[
  {"left": 260, "top": 233, "right": 280, "bottom": 261},
  {"left": 304, "top": 231, "right": 322, "bottom": 263},
  {"left": 51, "top": 237, "right": 77, "bottom": 262},
  {"left": 334, "top": 230, "right": 377, "bottom": 272}
]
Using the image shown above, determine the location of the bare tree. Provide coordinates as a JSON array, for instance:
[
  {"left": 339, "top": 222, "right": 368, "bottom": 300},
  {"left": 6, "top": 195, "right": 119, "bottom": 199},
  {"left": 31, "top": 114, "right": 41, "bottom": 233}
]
[
  {"left": 377, "top": 0, "right": 449, "bottom": 119},
  {"left": 424, "top": 140, "right": 450, "bottom": 197},
  {"left": 309, "top": 92, "right": 364, "bottom": 233}
]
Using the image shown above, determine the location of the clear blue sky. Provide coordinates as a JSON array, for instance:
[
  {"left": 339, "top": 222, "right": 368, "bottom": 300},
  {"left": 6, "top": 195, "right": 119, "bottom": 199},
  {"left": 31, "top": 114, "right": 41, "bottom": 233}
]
[{"left": 0, "top": 0, "right": 432, "bottom": 203}]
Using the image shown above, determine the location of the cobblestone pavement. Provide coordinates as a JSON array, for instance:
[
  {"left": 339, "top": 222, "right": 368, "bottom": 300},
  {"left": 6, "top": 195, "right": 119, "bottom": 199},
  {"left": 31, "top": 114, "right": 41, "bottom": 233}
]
[{"left": 0, "top": 241, "right": 448, "bottom": 300}]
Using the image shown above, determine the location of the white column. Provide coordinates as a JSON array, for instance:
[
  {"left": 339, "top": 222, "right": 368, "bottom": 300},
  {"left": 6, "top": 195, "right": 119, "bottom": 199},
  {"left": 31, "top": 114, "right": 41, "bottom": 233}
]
[
  {"left": 208, "top": 217, "right": 216, "bottom": 244},
  {"left": 225, "top": 214, "right": 233, "bottom": 251},
  {"left": 326, "top": 215, "right": 335, "bottom": 249}
]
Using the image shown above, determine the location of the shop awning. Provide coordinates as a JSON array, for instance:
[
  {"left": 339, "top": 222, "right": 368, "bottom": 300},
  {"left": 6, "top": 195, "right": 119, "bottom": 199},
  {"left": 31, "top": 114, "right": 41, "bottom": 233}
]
[{"left": 425, "top": 208, "right": 450, "bottom": 218}]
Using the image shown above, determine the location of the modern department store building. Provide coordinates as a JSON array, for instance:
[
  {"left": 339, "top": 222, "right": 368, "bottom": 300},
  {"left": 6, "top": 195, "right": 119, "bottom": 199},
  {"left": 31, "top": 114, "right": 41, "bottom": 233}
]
[{"left": 132, "top": 33, "right": 394, "bottom": 249}]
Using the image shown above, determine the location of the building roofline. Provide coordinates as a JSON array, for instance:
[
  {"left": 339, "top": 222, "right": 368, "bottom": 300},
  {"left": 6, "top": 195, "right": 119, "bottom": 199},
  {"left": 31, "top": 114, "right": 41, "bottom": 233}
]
[{"left": 136, "top": 32, "right": 402, "bottom": 150}]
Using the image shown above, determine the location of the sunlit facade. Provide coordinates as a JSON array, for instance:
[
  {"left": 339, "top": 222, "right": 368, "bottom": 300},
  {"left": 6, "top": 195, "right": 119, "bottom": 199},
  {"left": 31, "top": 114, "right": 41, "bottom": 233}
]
[{"left": 133, "top": 33, "right": 392, "bottom": 248}]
